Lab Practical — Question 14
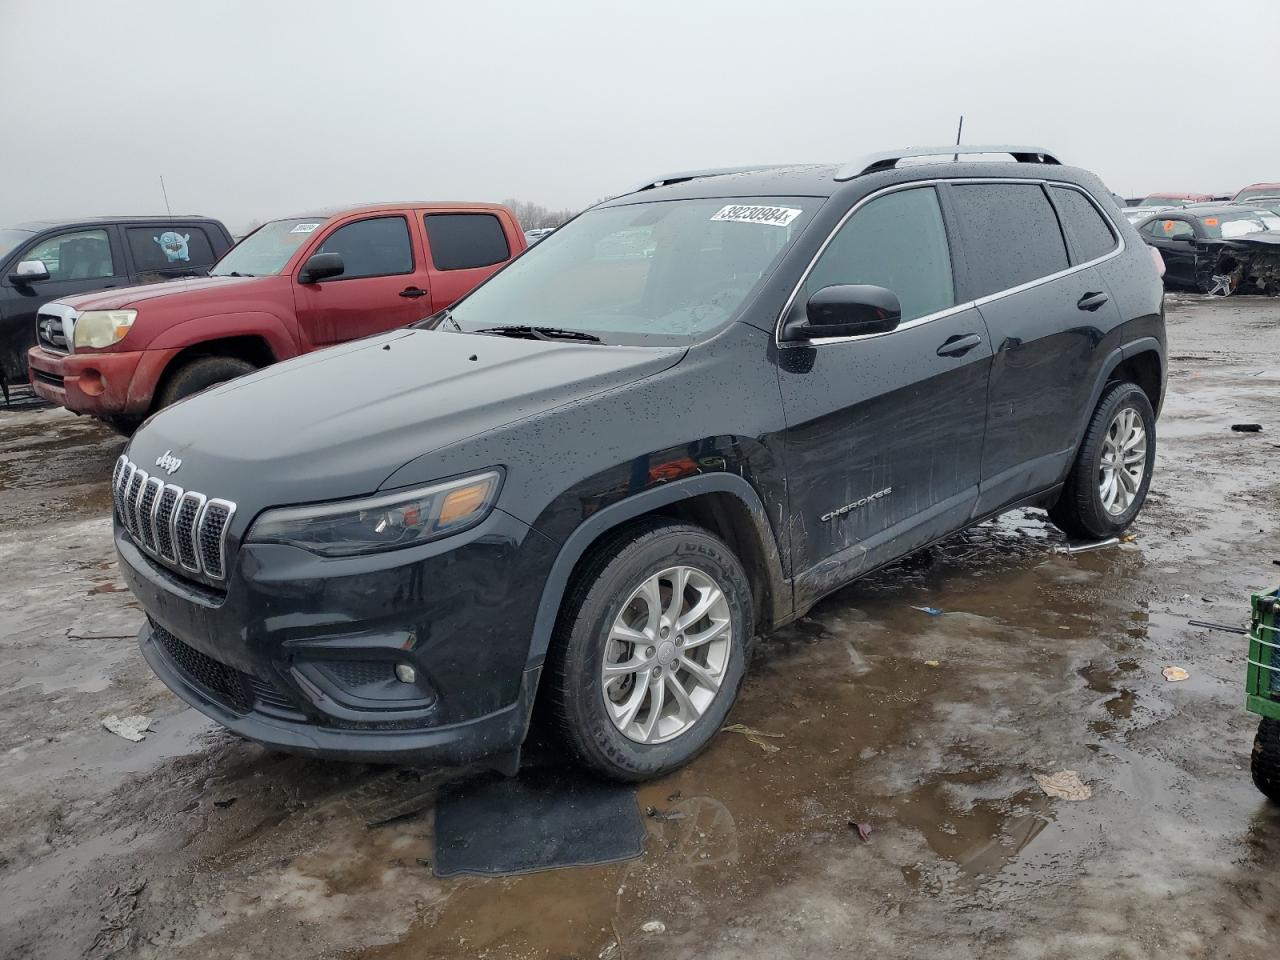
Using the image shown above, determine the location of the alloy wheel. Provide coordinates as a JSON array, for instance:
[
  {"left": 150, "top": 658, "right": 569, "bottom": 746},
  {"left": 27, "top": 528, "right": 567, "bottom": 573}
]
[
  {"left": 1098, "top": 406, "right": 1147, "bottom": 516},
  {"left": 601, "top": 565, "right": 733, "bottom": 744}
]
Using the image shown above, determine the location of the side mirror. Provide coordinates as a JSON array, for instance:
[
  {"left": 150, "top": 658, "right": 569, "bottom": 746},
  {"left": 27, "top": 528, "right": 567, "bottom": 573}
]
[
  {"left": 9, "top": 260, "right": 50, "bottom": 284},
  {"left": 299, "top": 252, "right": 344, "bottom": 283},
  {"left": 781, "top": 284, "right": 902, "bottom": 341}
]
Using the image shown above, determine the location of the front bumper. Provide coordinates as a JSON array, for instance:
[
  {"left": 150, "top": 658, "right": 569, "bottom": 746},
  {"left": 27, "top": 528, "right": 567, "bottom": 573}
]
[
  {"left": 27, "top": 345, "right": 177, "bottom": 416},
  {"left": 118, "top": 506, "right": 559, "bottom": 764}
]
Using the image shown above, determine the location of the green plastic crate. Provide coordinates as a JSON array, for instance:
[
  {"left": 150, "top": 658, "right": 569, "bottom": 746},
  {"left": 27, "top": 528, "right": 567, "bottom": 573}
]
[{"left": 1246, "top": 587, "right": 1280, "bottom": 721}]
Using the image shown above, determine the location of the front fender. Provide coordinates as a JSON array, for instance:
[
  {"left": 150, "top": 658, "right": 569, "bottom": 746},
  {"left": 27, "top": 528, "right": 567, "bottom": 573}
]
[
  {"left": 144, "top": 311, "right": 298, "bottom": 359},
  {"left": 526, "top": 472, "right": 791, "bottom": 668}
]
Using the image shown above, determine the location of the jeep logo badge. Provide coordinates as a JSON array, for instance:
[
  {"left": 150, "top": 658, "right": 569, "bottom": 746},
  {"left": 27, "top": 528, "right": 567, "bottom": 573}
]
[{"left": 155, "top": 450, "right": 183, "bottom": 475}]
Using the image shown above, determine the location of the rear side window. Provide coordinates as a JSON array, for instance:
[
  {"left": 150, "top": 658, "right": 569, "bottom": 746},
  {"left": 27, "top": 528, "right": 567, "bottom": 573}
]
[
  {"left": 1049, "top": 188, "right": 1118, "bottom": 264},
  {"left": 950, "top": 183, "right": 1070, "bottom": 298},
  {"left": 126, "top": 226, "right": 216, "bottom": 276},
  {"left": 425, "top": 214, "right": 511, "bottom": 271},
  {"left": 21, "top": 229, "right": 117, "bottom": 281},
  {"left": 316, "top": 216, "right": 413, "bottom": 279},
  {"left": 804, "top": 186, "right": 955, "bottom": 323}
]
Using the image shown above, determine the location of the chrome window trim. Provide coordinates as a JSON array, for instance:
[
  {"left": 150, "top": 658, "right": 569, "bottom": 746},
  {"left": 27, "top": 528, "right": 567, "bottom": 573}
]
[{"left": 775, "top": 177, "right": 1126, "bottom": 347}]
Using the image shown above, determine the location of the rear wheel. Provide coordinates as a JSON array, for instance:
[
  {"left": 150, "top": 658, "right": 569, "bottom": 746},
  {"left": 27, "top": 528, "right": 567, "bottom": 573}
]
[
  {"left": 156, "top": 356, "right": 255, "bottom": 411},
  {"left": 1252, "top": 718, "right": 1280, "bottom": 803},
  {"left": 546, "top": 520, "right": 753, "bottom": 781},
  {"left": 1049, "top": 381, "right": 1156, "bottom": 540}
]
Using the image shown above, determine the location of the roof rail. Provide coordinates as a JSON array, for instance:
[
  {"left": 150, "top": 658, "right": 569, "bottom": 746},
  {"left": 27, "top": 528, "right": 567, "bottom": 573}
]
[
  {"left": 834, "top": 145, "right": 1063, "bottom": 182},
  {"left": 626, "top": 165, "right": 786, "bottom": 195}
]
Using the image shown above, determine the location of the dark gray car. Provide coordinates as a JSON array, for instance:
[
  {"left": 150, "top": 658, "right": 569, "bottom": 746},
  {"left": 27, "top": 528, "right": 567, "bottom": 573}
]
[{"left": 111, "top": 146, "right": 1165, "bottom": 781}]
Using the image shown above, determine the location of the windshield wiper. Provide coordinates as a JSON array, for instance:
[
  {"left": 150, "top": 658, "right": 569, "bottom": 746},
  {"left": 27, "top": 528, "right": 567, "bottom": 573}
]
[
  {"left": 474, "top": 325, "right": 602, "bottom": 343},
  {"left": 223, "top": 271, "right": 255, "bottom": 277}
]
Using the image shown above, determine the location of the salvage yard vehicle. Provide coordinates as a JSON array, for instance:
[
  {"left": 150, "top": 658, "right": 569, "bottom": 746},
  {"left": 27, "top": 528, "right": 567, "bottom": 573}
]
[
  {"left": 1246, "top": 587, "right": 1280, "bottom": 803},
  {"left": 1138, "top": 192, "right": 1214, "bottom": 208},
  {"left": 1136, "top": 205, "right": 1280, "bottom": 296},
  {"left": 1233, "top": 183, "right": 1280, "bottom": 204},
  {"left": 0, "top": 215, "right": 233, "bottom": 397},
  {"left": 112, "top": 145, "right": 1165, "bottom": 781},
  {"left": 26, "top": 202, "right": 525, "bottom": 434}
]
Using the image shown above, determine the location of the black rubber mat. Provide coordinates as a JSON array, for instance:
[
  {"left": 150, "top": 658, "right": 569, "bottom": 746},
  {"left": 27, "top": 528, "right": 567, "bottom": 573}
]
[{"left": 433, "top": 768, "right": 646, "bottom": 877}]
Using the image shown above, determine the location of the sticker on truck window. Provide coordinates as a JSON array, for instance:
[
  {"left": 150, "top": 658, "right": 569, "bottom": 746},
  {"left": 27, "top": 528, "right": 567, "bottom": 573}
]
[
  {"left": 711, "top": 205, "right": 802, "bottom": 227},
  {"left": 290, "top": 222, "right": 320, "bottom": 234}
]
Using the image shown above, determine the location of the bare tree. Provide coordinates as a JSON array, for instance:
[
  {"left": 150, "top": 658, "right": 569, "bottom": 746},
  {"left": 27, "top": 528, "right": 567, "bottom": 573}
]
[{"left": 502, "top": 198, "right": 578, "bottom": 230}]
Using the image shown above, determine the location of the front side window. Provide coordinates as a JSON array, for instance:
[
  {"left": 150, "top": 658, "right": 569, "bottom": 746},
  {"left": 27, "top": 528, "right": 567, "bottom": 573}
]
[
  {"left": 951, "top": 183, "right": 1069, "bottom": 298},
  {"left": 126, "top": 226, "right": 216, "bottom": 275},
  {"left": 803, "top": 187, "right": 955, "bottom": 323},
  {"left": 425, "top": 213, "right": 511, "bottom": 271},
  {"left": 434, "top": 197, "right": 815, "bottom": 345},
  {"left": 1145, "top": 219, "right": 1195, "bottom": 240},
  {"left": 211, "top": 218, "right": 330, "bottom": 277},
  {"left": 315, "top": 216, "right": 414, "bottom": 280},
  {"left": 22, "top": 229, "right": 116, "bottom": 281},
  {"left": 1050, "top": 187, "right": 1118, "bottom": 264}
]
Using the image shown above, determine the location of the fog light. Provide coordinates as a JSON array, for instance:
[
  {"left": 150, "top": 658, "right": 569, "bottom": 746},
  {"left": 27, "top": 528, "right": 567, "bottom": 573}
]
[{"left": 395, "top": 664, "right": 416, "bottom": 684}]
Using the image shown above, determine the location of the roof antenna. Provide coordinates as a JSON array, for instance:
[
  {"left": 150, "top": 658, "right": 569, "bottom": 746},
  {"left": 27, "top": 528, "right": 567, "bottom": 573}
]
[{"left": 953, "top": 115, "right": 964, "bottom": 161}]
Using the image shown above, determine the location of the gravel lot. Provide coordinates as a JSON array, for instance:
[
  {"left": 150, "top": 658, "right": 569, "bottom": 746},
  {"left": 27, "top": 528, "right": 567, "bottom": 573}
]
[{"left": 2, "top": 295, "right": 1279, "bottom": 960}]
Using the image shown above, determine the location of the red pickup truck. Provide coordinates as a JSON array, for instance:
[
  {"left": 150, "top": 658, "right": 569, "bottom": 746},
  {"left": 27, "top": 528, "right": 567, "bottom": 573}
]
[{"left": 28, "top": 201, "right": 525, "bottom": 433}]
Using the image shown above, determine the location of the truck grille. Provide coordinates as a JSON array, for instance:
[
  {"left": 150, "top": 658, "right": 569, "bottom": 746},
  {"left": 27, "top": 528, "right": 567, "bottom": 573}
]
[
  {"left": 36, "top": 310, "right": 69, "bottom": 353},
  {"left": 113, "top": 455, "right": 236, "bottom": 581}
]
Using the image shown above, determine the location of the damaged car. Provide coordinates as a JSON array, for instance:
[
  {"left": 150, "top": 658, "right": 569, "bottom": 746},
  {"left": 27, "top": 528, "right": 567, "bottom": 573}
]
[
  {"left": 1137, "top": 205, "right": 1280, "bottom": 296},
  {"left": 112, "top": 145, "right": 1165, "bottom": 781}
]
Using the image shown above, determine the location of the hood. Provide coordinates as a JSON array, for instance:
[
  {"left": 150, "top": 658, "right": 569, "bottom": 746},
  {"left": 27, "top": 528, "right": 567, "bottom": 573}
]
[
  {"left": 59, "top": 274, "right": 264, "bottom": 311},
  {"left": 126, "top": 329, "right": 685, "bottom": 516},
  {"left": 1220, "top": 231, "right": 1280, "bottom": 248}
]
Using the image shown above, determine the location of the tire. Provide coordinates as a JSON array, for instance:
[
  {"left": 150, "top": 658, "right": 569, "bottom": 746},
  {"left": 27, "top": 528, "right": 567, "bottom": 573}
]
[
  {"left": 156, "top": 356, "right": 255, "bottom": 411},
  {"left": 1049, "top": 381, "right": 1156, "bottom": 540},
  {"left": 1252, "top": 718, "right": 1280, "bottom": 803},
  {"left": 545, "top": 519, "right": 753, "bottom": 781}
]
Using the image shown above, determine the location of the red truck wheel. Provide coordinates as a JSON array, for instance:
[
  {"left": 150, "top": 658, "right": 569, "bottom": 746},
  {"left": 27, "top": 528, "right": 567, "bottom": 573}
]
[{"left": 157, "top": 356, "right": 255, "bottom": 411}]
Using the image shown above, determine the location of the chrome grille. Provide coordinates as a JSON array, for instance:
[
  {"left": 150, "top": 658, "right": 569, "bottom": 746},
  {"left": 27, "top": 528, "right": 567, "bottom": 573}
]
[
  {"left": 113, "top": 455, "right": 236, "bottom": 582},
  {"left": 36, "top": 311, "right": 69, "bottom": 353}
]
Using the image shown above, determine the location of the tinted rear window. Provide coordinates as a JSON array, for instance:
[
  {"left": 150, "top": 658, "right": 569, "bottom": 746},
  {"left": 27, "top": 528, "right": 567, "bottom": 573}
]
[
  {"left": 126, "top": 226, "right": 217, "bottom": 276},
  {"left": 425, "top": 213, "right": 511, "bottom": 271},
  {"left": 951, "top": 183, "right": 1070, "bottom": 298},
  {"left": 1049, "top": 187, "right": 1118, "bottom": 264}
]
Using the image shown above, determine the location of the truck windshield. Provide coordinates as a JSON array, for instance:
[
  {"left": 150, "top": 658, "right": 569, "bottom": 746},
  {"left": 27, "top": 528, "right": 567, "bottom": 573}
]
[
  {"left": 433, "top": 197, "right": 816, "bottom": 345},
  {"left": 0, "top": 228, "right": 34, "bottom": 262},
  {"left": 210, "top": 218, "right": 329, "bottom": 277}
]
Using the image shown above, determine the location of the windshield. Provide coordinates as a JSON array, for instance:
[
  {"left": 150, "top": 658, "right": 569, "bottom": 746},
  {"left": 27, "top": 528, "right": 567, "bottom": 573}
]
[
  {"left": 0, "top": 228, "right": 34, "bottom": 262},
  {"left": 1235, "top": 188, "right": 1280, "bottom": 203},
  {"left": 1140, "top": 196, "right": 1193, "bottom": 207},
  {"left": 210, "top": 218, "right": 328, "bottom": 277},
  {"left": 429, "top": 197, "right": 816, "bottom": 345},
  {"left": 1204, "top": 212, "right": 1280, "bottom": 239}
]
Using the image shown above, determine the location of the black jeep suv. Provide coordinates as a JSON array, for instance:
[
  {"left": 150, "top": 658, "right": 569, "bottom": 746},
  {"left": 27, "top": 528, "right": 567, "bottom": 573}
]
[{"left": 113, "top": 146, "right": 1164, "bottom": 781}]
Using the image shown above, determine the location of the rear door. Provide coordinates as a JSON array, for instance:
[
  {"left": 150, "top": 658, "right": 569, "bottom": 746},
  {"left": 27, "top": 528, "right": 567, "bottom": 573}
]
[
  {"left": 292, "top": 214, "right": 428, "bottom": 349},
  {"left": 948, "top": 181, "right": 1123, "bottom": 514},
  {"left": 121, "top": 222, "right": 221, "bottom": 283},
  {"left": 422, "top": 211, "right": 514, "bottom": 312},
  {"left": 778, "top": 185, "right": 992, "bottom": 585}
]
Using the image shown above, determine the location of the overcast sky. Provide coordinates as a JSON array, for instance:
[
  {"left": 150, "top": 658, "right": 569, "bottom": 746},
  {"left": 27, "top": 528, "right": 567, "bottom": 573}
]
[{"left": 3, "top": 0, "right": 1278, "bottom": 234}]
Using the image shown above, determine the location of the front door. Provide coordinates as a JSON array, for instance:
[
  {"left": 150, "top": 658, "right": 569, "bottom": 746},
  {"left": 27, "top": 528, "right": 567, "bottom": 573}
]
[
  {"left": 292, "top": 215, "right": 429, "bottom": 349},
  {"left": 777, "top": 185, "right": 992, "bottom": 596},
  {"left": 2, "top": 226, "right": 126, "bottom": 380}
]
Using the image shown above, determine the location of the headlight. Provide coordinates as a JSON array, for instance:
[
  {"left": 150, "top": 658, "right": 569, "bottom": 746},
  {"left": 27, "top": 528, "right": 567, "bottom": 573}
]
[
  {"left": 73, "top": 310, "right": 137, "bottom": 349},
  {"left": 245, "top": 471, "right": 502, "bottom": 557}
]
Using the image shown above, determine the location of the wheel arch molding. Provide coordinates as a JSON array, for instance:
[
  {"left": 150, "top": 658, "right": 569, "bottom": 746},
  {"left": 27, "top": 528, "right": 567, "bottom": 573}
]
[{"left": 526, "top": 473, "right": 791, "bottom": 669}]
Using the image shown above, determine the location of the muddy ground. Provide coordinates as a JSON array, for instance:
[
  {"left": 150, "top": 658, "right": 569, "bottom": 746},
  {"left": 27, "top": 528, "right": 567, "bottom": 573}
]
[{"left": 3, "top": 296, "right": 1280, "bottom": 960}]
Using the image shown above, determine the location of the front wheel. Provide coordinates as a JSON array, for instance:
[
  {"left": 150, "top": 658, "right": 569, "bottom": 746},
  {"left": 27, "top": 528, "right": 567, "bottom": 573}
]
[
  {"left": 1253, "top": 718, "right": 1280, "bottom": 803},
  {"left": 156, "top": 356, "right": 255, "bottom": 411},
  {"left": 1049, "top": 381, "right": 1156, "bottom": 540},
  {"left": 545, "top": 520, "right": 753, "bottom": 781}
]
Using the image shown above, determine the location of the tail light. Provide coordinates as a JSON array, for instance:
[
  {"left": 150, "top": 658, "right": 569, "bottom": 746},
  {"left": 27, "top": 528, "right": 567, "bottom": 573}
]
[{"left": 1149, "top": 246, "right": 1166, "bottom": 278}]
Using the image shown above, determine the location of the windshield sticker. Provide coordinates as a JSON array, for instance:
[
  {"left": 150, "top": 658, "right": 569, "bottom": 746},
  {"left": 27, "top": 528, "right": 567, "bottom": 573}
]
[
  {"left": 290, "top": 222, "right": 320, "bottom": 234},
  {"left": 711, "top": 204, "right": 802, "bottom": 227},
  {"left": 153, "top": 231, "right": 190, "bottom": 262}
]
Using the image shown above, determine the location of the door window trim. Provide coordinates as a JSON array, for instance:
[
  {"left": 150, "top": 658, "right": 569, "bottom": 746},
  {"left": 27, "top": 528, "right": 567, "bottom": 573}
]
[{"left": 775, "top": 177, "right": 1126, "bottom": 347}]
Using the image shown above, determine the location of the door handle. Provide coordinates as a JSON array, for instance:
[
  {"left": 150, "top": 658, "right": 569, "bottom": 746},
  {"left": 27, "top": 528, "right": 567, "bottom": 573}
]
[
  {"left": 399, "top": 287, "right": 429, "bottom": 299},
  {"left": 1077, "top": 291, "right": 1109, "bottom": 312},
  {"left": 936, "top": 333, "right": 983, "bottom": 357}
]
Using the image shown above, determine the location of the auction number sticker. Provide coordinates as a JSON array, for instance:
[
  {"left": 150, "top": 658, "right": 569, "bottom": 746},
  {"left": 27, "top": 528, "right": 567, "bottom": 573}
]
[
  {"left": 711, "top": 204, "right": 801, "bottom": 227},
  {"left": 290, "top": 222, "right": 320, "bottom": 234}
]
